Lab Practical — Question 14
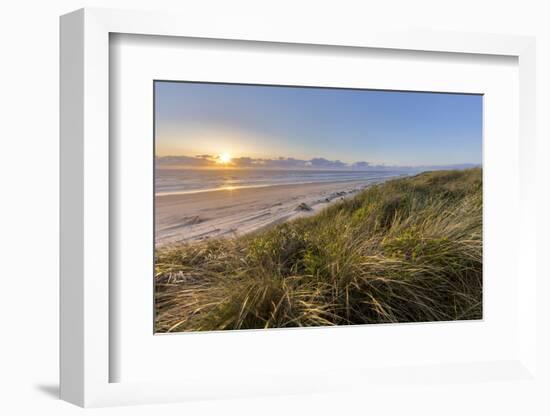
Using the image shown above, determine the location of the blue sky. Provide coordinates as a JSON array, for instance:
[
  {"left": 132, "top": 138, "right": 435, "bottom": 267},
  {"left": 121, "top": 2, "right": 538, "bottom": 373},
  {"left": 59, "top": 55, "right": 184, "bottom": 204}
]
[{"left": 155, "top": 81, "right": 482, "bottom": 167}]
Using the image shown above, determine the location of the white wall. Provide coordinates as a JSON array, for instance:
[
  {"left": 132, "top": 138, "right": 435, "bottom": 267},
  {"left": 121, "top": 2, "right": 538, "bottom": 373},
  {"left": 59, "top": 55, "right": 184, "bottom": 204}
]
[{"left": 1, "top": 1, "right": 548, "bottom": 415}]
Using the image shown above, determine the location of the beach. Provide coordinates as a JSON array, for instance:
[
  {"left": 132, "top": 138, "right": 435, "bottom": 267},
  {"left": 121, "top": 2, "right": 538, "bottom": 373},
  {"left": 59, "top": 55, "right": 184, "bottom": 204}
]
[
  {"left": 155, "top": 169, "right": 483, "bottom": 332},
  {"left": 155, "top": 179, "right": 385, "bottom": 245}
]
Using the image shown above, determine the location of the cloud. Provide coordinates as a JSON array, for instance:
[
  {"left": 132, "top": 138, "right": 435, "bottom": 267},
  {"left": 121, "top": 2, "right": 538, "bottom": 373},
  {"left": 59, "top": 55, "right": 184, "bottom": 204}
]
[
  {"left": 156, "top": 155, "right": 212, "bottom": 167},
  {"left": 309, "top": 158, "right": 347, "bottom": 169},
  {"left": 156, "top": 155, "right": 375, "bottom": 170},
  {"left": 232, "top": 157, "right": 258, "bottom": 167},
  {"left": 261, "top": 157, "right": 309, "bottom": 169},
  {"left": 352, "top": 161, "right": 370, "bottom": 169}
]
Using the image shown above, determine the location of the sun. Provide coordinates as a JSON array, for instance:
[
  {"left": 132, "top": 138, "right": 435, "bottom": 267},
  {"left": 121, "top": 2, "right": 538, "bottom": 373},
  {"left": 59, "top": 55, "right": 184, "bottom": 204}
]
[{"left": 217, "top": 153, "right": 232, "bottom": 165}]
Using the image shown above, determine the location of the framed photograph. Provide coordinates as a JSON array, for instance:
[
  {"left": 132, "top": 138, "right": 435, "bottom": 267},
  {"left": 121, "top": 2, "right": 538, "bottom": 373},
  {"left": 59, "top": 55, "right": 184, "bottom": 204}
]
[
  {"left": 153, "top": 81, "right": 484, "bottom": 333},
  {"left": 60, "top": 8, "right": 538, "bottom": 408}
]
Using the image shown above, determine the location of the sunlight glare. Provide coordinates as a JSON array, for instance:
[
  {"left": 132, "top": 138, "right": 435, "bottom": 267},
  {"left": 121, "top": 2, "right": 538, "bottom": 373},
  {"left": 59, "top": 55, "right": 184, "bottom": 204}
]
[{"left": 218, "top": 153, "right": 232, "bottom": 164}]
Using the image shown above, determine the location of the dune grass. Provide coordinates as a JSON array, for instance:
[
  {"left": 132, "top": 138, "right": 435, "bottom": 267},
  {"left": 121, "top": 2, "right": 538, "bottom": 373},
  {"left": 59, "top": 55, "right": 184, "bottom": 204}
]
[{"left": 155, "top": 168, "right": 482, "bottom": 332}]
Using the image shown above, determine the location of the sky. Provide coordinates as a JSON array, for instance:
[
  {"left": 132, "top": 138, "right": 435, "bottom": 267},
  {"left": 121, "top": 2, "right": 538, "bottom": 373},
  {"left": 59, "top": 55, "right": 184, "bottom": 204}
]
[{"left": 155, "top": 81, "right": 482, "bottom": 168}]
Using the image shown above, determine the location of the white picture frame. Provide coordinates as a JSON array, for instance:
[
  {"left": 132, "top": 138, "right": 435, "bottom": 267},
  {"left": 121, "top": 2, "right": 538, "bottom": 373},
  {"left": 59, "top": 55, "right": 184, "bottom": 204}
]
[{"left": 60, "top": 7, "right": 538, "bottom": 408}]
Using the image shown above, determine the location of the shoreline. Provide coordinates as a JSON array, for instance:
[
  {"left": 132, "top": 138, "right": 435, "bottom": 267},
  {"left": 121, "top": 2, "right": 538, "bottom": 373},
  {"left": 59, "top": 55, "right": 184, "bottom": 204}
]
[
  {"left": 155, "top": 174, "right": 406, "bottom": 197},
  {"left": 155, "top": 178, "right": 396, "bottom": 246}
]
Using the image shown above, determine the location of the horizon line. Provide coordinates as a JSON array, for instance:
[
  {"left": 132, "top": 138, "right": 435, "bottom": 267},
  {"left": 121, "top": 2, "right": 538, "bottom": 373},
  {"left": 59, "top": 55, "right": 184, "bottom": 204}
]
[{"left": 155, "top": 154, "right": 481, "bottom": 170}]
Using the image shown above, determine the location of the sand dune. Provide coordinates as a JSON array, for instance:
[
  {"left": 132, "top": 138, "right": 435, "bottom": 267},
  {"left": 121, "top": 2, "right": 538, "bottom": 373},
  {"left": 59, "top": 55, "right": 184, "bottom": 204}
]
[{"left": 155, "top": 180, "right": 388, "bottom": 246}]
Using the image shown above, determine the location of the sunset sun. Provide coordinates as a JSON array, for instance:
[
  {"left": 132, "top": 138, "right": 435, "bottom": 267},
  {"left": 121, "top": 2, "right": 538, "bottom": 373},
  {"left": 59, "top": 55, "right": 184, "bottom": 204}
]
[{"left": 218, "top": 153, "right": 232, "bottom": 164}]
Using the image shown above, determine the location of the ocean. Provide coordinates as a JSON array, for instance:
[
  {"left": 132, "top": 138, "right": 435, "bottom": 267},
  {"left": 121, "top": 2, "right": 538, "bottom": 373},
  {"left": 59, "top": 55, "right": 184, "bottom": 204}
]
[{"left": 155, "top": 168, "right": 412, "bottom": 196}]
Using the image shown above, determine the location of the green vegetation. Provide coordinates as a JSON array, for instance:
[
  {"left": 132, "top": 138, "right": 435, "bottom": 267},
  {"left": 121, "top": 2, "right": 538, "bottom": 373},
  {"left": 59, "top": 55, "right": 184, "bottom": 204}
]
[{"left": 155, "top": 168, "right": 482, "bottom": 332}]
